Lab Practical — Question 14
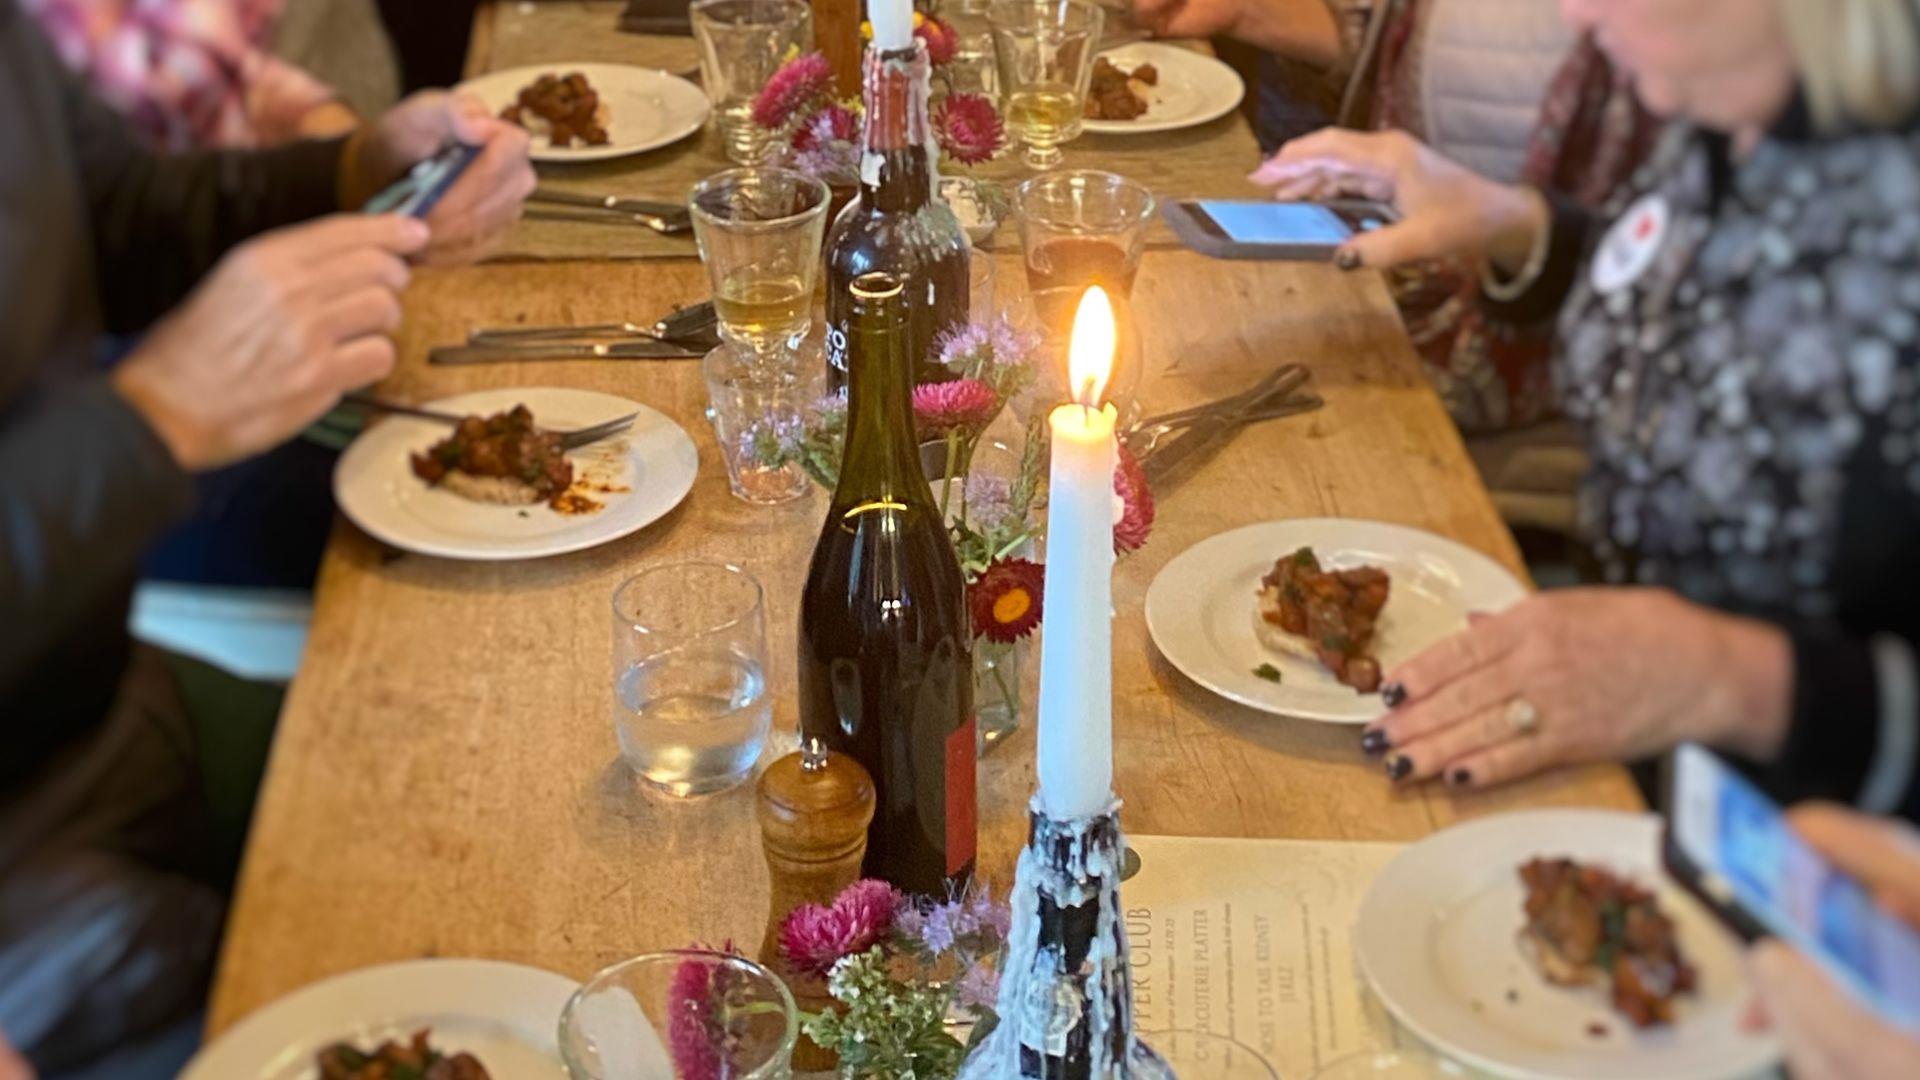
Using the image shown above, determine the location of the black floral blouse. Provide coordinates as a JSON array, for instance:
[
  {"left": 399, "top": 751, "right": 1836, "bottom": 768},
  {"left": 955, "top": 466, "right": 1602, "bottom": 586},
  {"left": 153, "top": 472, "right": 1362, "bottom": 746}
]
[{"left": 1497, "top": 99, "right": 1920, "bottom": 821}]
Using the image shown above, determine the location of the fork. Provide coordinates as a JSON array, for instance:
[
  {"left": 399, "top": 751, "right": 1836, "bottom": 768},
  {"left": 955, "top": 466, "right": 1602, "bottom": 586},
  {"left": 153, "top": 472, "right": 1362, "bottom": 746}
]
[{"left": 343, "top": 394, "right": 638, "bottom": 451}]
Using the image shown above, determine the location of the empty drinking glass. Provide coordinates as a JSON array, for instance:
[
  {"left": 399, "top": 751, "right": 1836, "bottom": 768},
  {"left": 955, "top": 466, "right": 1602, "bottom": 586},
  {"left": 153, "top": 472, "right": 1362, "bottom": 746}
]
[
  {"left": 560, "top": 950, "right": 798, "bottom": 1079},
  {"left": 689, "top": 167, "right": 832, "bottom": 362},
  {"left": 988, "top": 0, "right": 1104, "bottom": 170},
  {"left": 705, "top": 341, "right": 820, "bottom": 504},
  {"left": 611, "top": 562, "right": 770, "bottom": 796},
  {"left": 690, "top": 0, "right": 813, "bottom": 164}
]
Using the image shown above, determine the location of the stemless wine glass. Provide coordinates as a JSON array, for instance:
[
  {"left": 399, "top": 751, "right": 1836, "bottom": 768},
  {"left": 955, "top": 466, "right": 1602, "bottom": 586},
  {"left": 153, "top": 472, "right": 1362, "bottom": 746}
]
[
  {"left": 1016, "top": 169, "right": 1156, "bottom": 419},
  {"left": 704, "top": 341, "right": 820, "bottom": 505},
  {"left": 988, "top": 0, "right": 1104, "bottom": 170},
  {"left": 690, "top": 0, "right": 813, "bottom": 164},
  {"left": 690, "top": 167, "right": 832, "bottom": 363},
  {"left": 611, "top": 562, "right": 771, "bottom": 797},
  {"left": 560, "top": 950, "right": 798, "bottom": 1079}
]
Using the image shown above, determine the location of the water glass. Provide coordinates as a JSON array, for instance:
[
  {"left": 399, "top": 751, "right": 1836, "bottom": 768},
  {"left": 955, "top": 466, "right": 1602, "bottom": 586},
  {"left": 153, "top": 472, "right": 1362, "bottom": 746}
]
[
  {"left": 690, "top": 0, "right": 813, "bottom": 164},
  {"left": 988, "top": 0, "right": 1104, "bottom": 170},
  {"left": 689, "top": 167, "right": 832, "bottom": 361},
  {"left": 705, "top": 342, "right": 819, "bottom": 505},
  {"left": 1142, "top": 1030, "right": 1282, "bottom": 1079},
  {"left": 560, "top": 950, "right": 798, "bottom": 1079},
  {"left": 611, "top": 562, "right": 771, "bottom": 797}
]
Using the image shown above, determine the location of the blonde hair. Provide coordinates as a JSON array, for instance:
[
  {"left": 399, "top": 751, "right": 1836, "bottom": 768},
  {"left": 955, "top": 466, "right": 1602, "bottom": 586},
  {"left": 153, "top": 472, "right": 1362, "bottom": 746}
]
[{"left": 1778, "top": 0, "right": 1920, "bottom": 133}]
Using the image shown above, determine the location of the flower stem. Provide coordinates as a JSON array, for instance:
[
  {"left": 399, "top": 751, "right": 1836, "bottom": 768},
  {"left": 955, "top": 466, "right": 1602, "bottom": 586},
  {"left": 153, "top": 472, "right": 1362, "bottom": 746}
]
[{"left": 939, "top": 429, "right": 961, "bottom": 519}]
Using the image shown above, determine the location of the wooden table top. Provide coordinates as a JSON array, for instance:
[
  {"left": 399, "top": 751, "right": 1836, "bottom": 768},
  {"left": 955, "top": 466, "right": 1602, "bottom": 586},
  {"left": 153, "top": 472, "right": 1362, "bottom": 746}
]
[
  {"left": 467, "top": 1, "right": 1274, "bottom": 260},
  {"left": 204, "top": 0, "right": 1638, "bottom": 1038}
]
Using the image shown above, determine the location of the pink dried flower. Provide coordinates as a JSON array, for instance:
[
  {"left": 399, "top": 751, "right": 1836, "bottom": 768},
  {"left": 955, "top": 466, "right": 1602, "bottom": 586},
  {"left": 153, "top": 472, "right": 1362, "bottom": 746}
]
[
  {"left": 753, "top": 52, "right": 833, "bottom": 129},
  {"left": 667, "top": 953, "right": 737, "bottom": 1080},
  {"left": 933, "top": 93, "right": 1005, "bottom": 166},
  {"left": 1113, "top": 442, "right": 1156, "bottom": 553},
  {"left": 913, "top": 377, "right": 1001, "bottom": 436},
  {"left": 778, "top": 879, "right": 898, "bottom": 977},
  {"left": 791, "top": 101, "right": 860, "bottom": 152},
  {"left": 917, "top": 14, "right": 960, "bottom": 65}
]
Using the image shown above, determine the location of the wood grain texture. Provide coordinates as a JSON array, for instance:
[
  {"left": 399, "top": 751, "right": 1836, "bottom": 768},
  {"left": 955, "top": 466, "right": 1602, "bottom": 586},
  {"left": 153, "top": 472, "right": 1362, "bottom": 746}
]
[
  {"left": 466, "top": 1, "right": 1272, "bottom": 260},
  {"left": 205, "top": 248, "right": 1638, "bottom": 1035}
]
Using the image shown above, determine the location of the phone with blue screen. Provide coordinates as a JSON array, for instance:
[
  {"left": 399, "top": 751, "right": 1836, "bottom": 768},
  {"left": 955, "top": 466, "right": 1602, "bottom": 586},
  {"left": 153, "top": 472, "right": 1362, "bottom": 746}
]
[
  {"left": 1163, "top": 198, "right": 1397, "bottom": 261},
  {"left": 1664, "top": 743, "right": 1920, "bottom": 1032}
]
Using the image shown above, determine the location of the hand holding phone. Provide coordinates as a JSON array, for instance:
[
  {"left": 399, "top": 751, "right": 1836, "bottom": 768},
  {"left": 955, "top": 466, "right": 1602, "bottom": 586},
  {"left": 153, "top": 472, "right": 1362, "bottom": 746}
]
[
  {"left": 362, "top": 141, "right": 483, "bottom": 219},
  {"left": 1164, "top": 198, "right": 1397, "bottom": 261},
  {"left": 1664, "top": 744, "right": 1920, "bottom": 1033}
]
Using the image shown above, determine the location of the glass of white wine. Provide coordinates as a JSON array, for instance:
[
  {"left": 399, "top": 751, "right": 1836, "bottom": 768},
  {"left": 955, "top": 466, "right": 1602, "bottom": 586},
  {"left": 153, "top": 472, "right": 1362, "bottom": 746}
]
[
  {"left": 688, "top": 166, "right": 831, "bottom": 364},
  {"left": 988, "top": 0, "right": 1105, "bottom": 170}
]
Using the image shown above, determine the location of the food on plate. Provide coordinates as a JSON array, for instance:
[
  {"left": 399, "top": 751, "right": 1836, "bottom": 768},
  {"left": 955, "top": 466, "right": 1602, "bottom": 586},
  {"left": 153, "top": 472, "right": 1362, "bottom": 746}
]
[
  {"left": 316, "top": 1029, "right": 491, "bottom": 1080},
  {"left": 499, "top": 71, "right": 610, "bottom": 147},
  {"left": 1518, "top": 857, "right": 1698, "bottom": 1028},
  {"left": 1255, "top": 546, "right": 1390, "bottom": 692},
  {"left": 410, "top": 405, "right": 575, "bottom": 508},
  {"left": 1085, "top": 56, "right": 1158, "bottom": 121}
]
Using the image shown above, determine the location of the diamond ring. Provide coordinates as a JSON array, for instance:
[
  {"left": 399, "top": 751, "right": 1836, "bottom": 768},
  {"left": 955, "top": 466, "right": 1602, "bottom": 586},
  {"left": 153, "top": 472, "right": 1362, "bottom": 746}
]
[{"left": 1505, "top": 698, "right": 1541, "bottom": 734}]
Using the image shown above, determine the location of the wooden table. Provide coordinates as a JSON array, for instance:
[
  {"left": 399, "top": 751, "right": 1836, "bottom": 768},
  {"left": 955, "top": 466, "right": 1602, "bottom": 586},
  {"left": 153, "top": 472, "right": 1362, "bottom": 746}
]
[
  {"left": 205, "top": 0, "right": 1639, "bottom": 1036},
  {"left": 469, "top": 1, "right": 1275, "bottom": 260}
]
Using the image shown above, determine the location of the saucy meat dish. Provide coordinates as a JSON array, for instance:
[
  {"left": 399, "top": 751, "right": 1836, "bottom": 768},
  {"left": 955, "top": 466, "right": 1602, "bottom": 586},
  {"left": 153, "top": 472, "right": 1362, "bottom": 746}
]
[
  {"left": 499, "top": 71, "right": 610, "bottom": 147},
  {"left": 1085, "top": 57, "right": 1157, "bottom": 121},
  {"left": 316, "top": 1029, "right": 491, "bottom": 1080},
  {"left": 1519, "top": 857, "right": 1698, "bottom": 1028},
  {"left": 410, "top": 405, "right": 574, "bottom": 508},
  {"left": 1256, "top": 546, "right": 1390, "bottom": 692}
]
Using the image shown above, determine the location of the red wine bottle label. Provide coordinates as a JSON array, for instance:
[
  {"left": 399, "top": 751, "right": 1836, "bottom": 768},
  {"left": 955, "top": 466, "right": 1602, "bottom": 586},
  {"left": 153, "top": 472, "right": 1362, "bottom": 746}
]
[{"left": 945, "top": 716, "right": 978, "bottom": 876}]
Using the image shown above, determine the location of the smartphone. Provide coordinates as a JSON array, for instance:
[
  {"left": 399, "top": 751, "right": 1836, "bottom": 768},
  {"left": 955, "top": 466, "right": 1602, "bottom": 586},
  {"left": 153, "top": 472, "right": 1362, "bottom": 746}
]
[
  {"left": 1163, "top": 199, "right": 1398, "bottom": 261},
  {"left": 1664, "top": 742, "right": 1920, "bottom": 1031},
  {"left": 362, "top": 141, "right": 482, "bottom": 219}
]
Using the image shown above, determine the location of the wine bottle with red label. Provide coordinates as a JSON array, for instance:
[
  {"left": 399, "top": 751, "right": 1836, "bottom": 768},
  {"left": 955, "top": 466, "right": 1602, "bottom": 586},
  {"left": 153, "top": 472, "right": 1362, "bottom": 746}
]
[
  {"left": 821, "top": 36, "right": 970, "bottom": 391},
  {"left": 798, "top": 270, "right": 977, "bottom": 898}
]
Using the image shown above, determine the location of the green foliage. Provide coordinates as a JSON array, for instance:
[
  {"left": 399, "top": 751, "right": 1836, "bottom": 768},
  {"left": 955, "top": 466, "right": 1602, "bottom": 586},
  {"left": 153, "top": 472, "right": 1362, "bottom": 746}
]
[{"left": 805, "top": 951, "right": 967, "bottom": 1079}]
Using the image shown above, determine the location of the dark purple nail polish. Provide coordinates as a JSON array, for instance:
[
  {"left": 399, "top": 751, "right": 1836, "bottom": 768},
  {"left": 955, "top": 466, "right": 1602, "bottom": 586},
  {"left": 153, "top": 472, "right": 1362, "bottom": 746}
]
[
  {"left": 1360, "top": 728, "right": 1391, "bottom": 757},
  {"left": 1449, "top": 767, "right": 1473, "bottom": 787},
  {"left": 1385, "top": 754, "right": 1412, "bottom": 781},
  {"left": 1333, "top": 248, "right": 1361, "bottom": 271},
  {"left": 1381, "top": 682, "right": 1407, "bottom": 708}
]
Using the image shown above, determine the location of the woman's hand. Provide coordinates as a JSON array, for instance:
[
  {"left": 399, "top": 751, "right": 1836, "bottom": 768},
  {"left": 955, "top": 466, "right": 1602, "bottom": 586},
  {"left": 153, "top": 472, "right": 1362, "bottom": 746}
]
[
  {"left": 1248, "top": 128, "right": 1549, "bottom": 272},
  {"left": 1743, "top": 805, "right": 1920, "bottom": 1080},
  {"left": 1130, "top": 0, "right": 1340, "bottom": 66},
  {"left": 1363, "top": 588, "right": 1793, "bottom": 789},
  {"left": 342, "top": 90, "right": 536, "bottom": 267}
]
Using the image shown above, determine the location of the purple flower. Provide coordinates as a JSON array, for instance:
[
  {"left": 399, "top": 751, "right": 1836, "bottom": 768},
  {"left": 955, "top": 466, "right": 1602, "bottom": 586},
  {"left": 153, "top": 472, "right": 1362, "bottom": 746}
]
[
  {"left": 936, "top": 322, "right": 995, "bottom": 373},
  {"left": 963, "top": 474, "right": 1015, "bottom": 527},
  {"left": 966, "top": 889, "right": 1012, "bottom": 938},
  {"left": 919, "top": 901, "right": 958, "bottom": 954},
  {"left": 954, "top": 963, "right": 1000, "bottom": 1010},
  {"left": 988, "top": 319, "right": 1044, "bottom": 371}
]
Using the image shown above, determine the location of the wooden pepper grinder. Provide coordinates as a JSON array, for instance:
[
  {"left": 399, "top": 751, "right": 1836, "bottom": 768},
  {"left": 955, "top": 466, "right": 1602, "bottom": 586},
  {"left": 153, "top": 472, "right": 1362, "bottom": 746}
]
[{"left": 756, "top": 737, "right": 876, "bottom": 1071}]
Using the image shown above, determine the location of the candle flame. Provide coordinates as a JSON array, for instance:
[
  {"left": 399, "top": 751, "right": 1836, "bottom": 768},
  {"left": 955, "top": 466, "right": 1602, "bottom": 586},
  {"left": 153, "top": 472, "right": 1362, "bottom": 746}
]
[{"left": 1067, "top": 286, "right": 1116, "bottom": 406}]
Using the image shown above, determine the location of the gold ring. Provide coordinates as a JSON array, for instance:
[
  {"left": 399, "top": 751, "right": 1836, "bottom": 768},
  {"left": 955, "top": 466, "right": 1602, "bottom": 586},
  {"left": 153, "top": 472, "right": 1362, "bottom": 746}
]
[{"left": 1505, "top": 698, "right": 1541, "bottom": 734}]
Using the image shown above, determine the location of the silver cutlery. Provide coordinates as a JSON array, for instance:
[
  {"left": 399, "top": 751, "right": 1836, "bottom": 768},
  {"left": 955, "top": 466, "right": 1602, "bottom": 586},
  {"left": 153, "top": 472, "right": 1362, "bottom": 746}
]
[
  {"left": 1138, "top": 369, "right": 1324, "bottom": 486},
  {"left": 525, "top": 206, "right": 692, "bottom": 234},
  {"left": 428, "top": 340, "right": 705, "bottom": 365},
  {"left": 1123, "top": 364, "right": 1305, "bottom": 444},
  {"left": 532, "top": 187, "right": 687, "bottom": 218},
  {"left": 343, "top": 394, "right": 639, "bottom": 450}
]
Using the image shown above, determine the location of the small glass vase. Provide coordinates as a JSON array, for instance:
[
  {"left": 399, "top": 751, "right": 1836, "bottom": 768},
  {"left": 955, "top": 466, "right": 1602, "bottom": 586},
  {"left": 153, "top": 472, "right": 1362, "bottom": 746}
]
[{"left": 974, "top": 634, "right": 1030, "bottom": 752}]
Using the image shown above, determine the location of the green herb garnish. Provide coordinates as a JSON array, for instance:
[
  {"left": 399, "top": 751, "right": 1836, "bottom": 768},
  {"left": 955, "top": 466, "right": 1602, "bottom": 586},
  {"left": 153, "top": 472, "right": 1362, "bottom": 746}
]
[{"left": 1253, "top": 663, "right": 1284, "bottom": 683}]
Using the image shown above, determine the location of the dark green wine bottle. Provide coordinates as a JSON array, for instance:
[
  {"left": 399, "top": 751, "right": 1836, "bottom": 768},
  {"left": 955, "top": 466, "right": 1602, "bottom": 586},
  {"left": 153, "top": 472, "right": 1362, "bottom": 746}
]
[{"left": 797, "top": 271, "right": 977, "bottom": 898}]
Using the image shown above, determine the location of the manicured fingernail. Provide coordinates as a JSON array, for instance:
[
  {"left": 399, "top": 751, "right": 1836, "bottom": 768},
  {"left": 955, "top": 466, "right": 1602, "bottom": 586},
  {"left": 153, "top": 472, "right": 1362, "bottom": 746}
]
[
  {"left": 1449, "top": 767, "right": 1473, "bottom": 788},
  {"left": 1381, "top": 681, "right": 1407, "bottom": 708},
  {"left": 1360, "top": 728, "right": 1391, "bottom": 757},
  {"left": 1334, "top": 248, "right": 1361, "bottom": 271},
  {"left": 1385, "top": 754, "right": 1412, "bottom": 781}
]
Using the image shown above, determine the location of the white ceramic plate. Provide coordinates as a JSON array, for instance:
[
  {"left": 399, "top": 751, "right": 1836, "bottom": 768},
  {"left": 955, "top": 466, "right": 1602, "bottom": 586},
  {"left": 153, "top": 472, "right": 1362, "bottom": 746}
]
[
  {"left": 1143, "top": 518, "right": 1527, "bottom": 724},
  {"left": 180, "top": 958, "right": 578, "bottom": 1080},
  {"left": 334, "top": 387, "right": 697, "bottom": 561},
  {"left": 458, "top": 62, "right": 710, "bottom": 162},
  {"left": 1083, "top": 42, "right": 1246, "bottom": 135},
  {"left": 1355, "top": 810, "right": 1780, "bottom": 1080}
]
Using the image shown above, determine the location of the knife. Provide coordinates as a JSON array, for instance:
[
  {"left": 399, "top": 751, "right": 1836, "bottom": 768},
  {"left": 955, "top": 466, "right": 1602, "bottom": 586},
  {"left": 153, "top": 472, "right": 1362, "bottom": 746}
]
[
  {"left": 525, "top": 206, "right": 693, "bottom": 234},
  {"left": 532, "top": 187, "right": 688, "bottom": 218},
  {"left": 1141, "top": 382, "right": 1323, "bottom": 488},
  {"left": 428, "top": 341, "right": 704, "bottom": 365}
]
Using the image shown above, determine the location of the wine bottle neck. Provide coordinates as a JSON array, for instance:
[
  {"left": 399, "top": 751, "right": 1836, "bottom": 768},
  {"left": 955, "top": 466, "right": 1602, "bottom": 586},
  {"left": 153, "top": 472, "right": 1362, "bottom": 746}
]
[
  {"left": 838, "top": 277, "right": 930, "bottom": 507},
  {"left": 858, "top": 42, "right": 935, "bottom": 211}
]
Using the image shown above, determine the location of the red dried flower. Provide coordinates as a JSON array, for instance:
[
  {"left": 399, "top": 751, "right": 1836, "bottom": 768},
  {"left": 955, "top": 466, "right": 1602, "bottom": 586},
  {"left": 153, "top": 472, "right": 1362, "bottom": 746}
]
[
  {"left": 752, "top": 52, "right": 833, "bottom": 129},
  {"left": 1113, "top": 442, "right": 1155, "bottom": 554},
  {"left": 778, "top": 879, "right": 898, "bottom": 977},
  {"left": 969, "top": 557, "right": 1045, "bottom": 642},
  {"left": 791, "top": 101, "right": 859, "bottom": 152},
  {"left": 933, "top": 92, "right": 1005, "bottom": 166},
  {"left": 667, "top": 951, "right": 739, "bottom": 1080},
  {"left": 916, "top": 14, "right": 960, "bottom": 65},
  {"left": 912, "top": 377, "right": 1001, "bottom": 436}
]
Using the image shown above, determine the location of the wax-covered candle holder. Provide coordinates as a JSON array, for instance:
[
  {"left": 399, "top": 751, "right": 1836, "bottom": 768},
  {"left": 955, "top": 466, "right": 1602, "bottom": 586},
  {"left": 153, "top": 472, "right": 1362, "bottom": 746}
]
[{"left": 958, "top": 798, "right": 1174, "bottom": 1079}]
